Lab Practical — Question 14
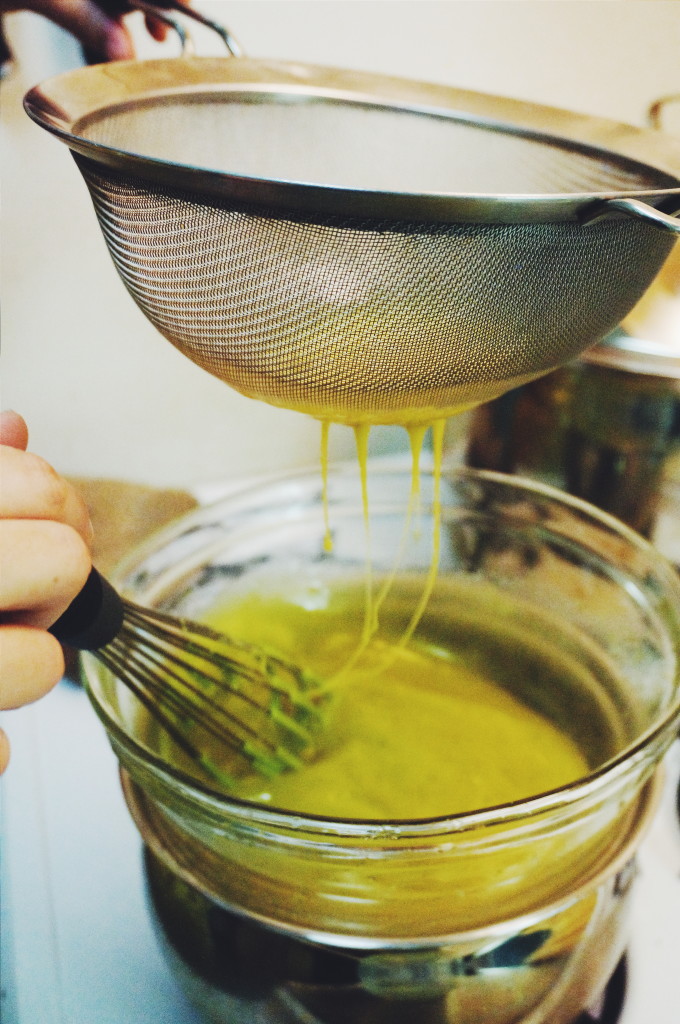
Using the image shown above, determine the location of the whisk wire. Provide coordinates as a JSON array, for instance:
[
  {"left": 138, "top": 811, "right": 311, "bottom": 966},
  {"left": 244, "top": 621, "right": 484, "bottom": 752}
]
[
  {"left": 107, "top": 633, "right": 252, "bottom": 749},
  {"left": 122, "top": 604, "right": 321, "bottom": 740},
  {"left": 123, "top": 603, "right": 318, "bottom": 708},
  {"left": 95, "top": 642, "right": 214, "bottom": 764},
  {"left": 50, "top": 568, "right": 326, "bottom": 783},
  {"left": 98, "top": 634, "right": 308, "bottom": 780}
]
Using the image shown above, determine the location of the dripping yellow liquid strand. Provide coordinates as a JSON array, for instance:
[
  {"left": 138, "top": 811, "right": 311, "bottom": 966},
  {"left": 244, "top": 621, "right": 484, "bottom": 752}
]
[
  {"left": 318, "top": 418, "right": 447, "bottom": 686},
  {"left": 133, "top": 411, "right": 627, "bottom": 824},
  {"left": 163, "top": 415, "right": 630, "bottom": 821}
]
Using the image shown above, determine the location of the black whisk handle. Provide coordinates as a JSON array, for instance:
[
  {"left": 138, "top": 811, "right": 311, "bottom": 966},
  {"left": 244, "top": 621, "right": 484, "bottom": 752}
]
[{"left": 49, "top": 567, "right": 125, "bottom": 651}]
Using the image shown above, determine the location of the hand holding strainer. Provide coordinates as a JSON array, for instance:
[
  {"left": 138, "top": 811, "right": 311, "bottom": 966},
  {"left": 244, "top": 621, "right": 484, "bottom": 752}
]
[{"left": 24, "top": 2, "right": 680, "bottom": 425}]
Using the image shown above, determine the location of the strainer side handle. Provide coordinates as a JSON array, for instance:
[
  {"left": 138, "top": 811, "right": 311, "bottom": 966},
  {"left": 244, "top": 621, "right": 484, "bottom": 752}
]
[{"left": 581, "top": 197, "right": 680, "bottom": 234}]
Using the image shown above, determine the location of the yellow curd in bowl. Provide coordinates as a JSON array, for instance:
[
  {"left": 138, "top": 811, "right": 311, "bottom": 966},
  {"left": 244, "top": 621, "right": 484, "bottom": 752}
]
[
  {"left": 199, "top": 585, "right": 596, "bottom": 820},
  {"left": 99, "top": 462, "right": 678, "bottom": 944},
  {"left": 128, "top": 572, "right": 642, "bottom": 942}
]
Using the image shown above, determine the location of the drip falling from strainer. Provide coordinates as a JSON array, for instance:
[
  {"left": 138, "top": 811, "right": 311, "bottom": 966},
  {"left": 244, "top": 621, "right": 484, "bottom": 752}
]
[{"left": 24, "top": 1, "right": 680, "bottom": 424}]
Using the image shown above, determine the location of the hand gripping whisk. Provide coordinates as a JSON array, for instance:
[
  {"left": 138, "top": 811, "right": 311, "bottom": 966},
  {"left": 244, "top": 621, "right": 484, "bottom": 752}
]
[{"left": 50, "top": 568, "right": 324, "bottom": 786}]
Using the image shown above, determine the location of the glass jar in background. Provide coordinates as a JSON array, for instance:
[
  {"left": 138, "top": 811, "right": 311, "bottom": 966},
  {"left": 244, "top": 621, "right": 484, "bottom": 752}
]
[
  {"left": 465, "top": 94, "right": 680, "bottom": 564},
  {"left": 465, "top": 244, "right": 680, "bottom": 563}
]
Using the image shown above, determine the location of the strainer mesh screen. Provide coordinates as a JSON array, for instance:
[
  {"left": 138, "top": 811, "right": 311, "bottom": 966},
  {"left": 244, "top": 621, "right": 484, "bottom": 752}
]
[
  {"left": 77, "top": 98, "right": 660, "bottom": 196},
  {"left": 76, "top": 155, "right": 672, "bottom": 423}
]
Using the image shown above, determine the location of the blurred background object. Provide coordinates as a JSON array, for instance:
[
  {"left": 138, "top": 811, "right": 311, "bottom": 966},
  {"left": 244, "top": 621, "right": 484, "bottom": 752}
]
[
  {"left": 465, "top": 90, "right": 680, "bottom": 564},
  {"left": 68, "top": 478, "right": 197, "bottom": 576},
  {"left": 59, "top": 478, "right": 198, "bottom": 681},
  {"left": 464, "top": 304, "right": 680, "bottom": 559}
]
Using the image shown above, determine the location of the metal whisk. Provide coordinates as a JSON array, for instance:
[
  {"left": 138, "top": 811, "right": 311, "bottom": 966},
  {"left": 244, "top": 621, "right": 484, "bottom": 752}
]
[{"left": 50, "top": 568, "right": 324, "bottom": 785}]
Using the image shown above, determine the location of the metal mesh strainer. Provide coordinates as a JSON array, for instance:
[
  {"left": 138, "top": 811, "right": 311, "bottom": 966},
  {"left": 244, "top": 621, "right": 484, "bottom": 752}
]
[
  {"left": 24, "top": 13, "right": 680, "bottom": 424},
  {"left": 72, "top": 154, "right": 673, "bottom": 422}
]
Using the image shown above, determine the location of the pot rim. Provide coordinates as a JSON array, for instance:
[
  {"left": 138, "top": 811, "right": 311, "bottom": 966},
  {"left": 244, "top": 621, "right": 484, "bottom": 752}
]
[{"left": 124, "top": 767, "right": 663, "bottom": 950}]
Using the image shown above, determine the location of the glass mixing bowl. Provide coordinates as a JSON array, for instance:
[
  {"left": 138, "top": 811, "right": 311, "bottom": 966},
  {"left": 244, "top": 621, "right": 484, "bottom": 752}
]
[{"left": 82, "top": 465, "right": 680, "bottom": 1024}]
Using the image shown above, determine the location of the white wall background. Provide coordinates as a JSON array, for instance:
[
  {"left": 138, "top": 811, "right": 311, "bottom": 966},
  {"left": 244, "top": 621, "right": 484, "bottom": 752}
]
[{"left": 2, "top": 1, "right": 679, "bottom": 486}]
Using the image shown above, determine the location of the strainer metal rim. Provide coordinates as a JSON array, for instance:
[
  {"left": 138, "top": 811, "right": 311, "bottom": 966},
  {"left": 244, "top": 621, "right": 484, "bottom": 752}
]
[{"left": 24, "top": 56, "right": 680, "bottom": 224}]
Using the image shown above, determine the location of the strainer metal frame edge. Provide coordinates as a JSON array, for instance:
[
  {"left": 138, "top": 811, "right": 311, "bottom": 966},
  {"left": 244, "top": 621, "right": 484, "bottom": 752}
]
[{"left": 23, "top": 56, "right": 680, "bottom": 225}]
